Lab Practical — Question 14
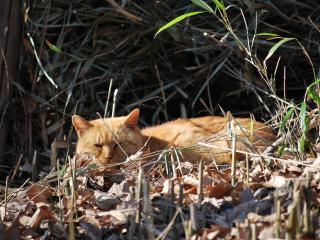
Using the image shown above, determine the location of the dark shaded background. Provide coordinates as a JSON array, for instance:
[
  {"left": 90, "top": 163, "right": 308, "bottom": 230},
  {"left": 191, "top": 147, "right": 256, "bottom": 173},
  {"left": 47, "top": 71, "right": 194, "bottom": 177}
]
[{"left": 1, "top": 0, "right": 319, "bottom": 179}]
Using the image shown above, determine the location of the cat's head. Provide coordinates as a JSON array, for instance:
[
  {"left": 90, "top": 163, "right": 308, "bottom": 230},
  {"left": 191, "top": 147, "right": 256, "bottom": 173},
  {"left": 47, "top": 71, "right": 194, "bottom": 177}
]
[{"left": 72, "top": 109, "right": 145, "bottom": 165}]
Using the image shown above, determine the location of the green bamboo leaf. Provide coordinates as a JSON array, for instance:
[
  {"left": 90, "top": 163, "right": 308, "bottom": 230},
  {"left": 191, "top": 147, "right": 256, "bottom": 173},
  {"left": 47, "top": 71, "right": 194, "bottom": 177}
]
[
  {"left": 306, "top": 78, "right": 320, "bottom": 104},
  {"left": 257, "top": 32, "right": 279, "bottom": 37},
  {"left": 300, "top": 102, "right": 307, "bottom": 133},
  {"left": 264, "top": 38, "right": 295, "bottom": 63},
  {"left": 46, "top": 40, "right": 63, "bottom": 54},
  {"left": 300, "top": 133, "right": 306, "bottom": 152},
  {"left": 277, "top": 144, "right": 285, "bottom": 157},
  {"left": 211, "top": 0, "right": 225, "bottom": 11},
  {"left": 155, "top": 11, "right": 205, "bottom": 38},
  {"left": 307, "top": 87, "right": 320, "bottom": 104},
  {"left": 191, "top": 0, "right": 214, "bottom": 13},
  {"left": 306, "top": 78, "right": 320, "bottom": 89},
  {"left": 58, "top": 165, "right": 67, "bottom": 178},
  {"left": 280, "top": 106, "right": 295, "bottom": 132}
]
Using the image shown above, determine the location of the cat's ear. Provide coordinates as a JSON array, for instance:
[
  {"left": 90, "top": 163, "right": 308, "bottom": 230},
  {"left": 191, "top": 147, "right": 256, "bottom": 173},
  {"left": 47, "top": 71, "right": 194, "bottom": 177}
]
[
  {"left": 123, "top": 108, "right": 140, "bottom": 129},
  {"left": 72, "top": 115, "right": 92, "bottom": 136}
]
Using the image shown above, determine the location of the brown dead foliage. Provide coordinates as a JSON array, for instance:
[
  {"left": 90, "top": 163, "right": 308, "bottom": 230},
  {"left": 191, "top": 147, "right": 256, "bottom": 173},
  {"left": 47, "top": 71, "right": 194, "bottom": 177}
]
[{"left": 1, "top": 150, "right": 320, "bottom": 239}]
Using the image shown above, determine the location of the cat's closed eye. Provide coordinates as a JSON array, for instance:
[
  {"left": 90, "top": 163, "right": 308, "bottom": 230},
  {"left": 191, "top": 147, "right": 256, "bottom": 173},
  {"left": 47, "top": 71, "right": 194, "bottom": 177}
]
[
  {"left": 94, "top": 143, "right": 103, "bottom": 148},
  {"left": 113, "top": 142, "right": 128, "bottom": 150}
]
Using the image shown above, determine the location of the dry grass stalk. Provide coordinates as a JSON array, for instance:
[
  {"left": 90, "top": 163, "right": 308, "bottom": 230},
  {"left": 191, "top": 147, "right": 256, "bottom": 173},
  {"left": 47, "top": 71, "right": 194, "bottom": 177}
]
[
  {"left": 197, "top": 159, "right": 204, "bottom": 205},
  {"left": 143, "top": 177, "right": 155, "bottom": 240},
  {"left": 274, "top": 191, "right": 281, "bottom": 238},
  {"left": 68, "top": 156, "right": 77, "bottom": 240},
  {"left": 4, "top": 176, "right": 9, "bottom": 221},
  {"left": 135, "top": 165, "right": 143, "bottom": 224},
  {"left": 104, "top": 78, "right": 113, "bottom": 118},
  {"left": 190, "top": 204, "right": 199, "bottom": 233},
  {"left": 250, "top": 223, "right": 257, "bottom": 240},
  {"left": 31, "top": 150, "right": 37, "bottom": 182},
  {"left": 302, "top": 172, "right": 313, "bottom": 234}
]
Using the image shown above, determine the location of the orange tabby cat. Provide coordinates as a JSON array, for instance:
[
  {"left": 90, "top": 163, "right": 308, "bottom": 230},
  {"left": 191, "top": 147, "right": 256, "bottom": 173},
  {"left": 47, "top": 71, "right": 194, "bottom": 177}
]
[{"left": 72, "top": 109, "right": 275, "bottom": 166}]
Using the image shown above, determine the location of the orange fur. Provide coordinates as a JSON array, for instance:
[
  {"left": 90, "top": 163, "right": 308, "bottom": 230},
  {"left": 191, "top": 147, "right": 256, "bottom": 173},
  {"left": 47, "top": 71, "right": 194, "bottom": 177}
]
[{"left": 72, "top": 109, "right": 275, "bottom": 165}]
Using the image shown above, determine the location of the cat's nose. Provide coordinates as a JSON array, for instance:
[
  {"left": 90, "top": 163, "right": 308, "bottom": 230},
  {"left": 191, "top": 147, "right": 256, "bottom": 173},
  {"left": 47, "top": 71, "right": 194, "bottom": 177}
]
[
  {"left": 102, "top": 154, "right": 112, "bottom": 163},
  {"left": 103, "top": 153, "right": 113, "bottom": 160},
  {"left": 104, "top": 156, "right": 112, "bottom": 161},
  {"left": 102, "top": 146, "right": 113, "bottom": 159}
]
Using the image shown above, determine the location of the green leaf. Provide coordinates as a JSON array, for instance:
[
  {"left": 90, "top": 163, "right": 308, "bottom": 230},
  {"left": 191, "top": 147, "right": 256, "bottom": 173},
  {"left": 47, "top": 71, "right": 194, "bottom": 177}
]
[
  {"left": 300, "top": 102, "right": 307, "bottom": 133},
  {"left": 264, "top": 38, "right": 295, "bottom": 63},
  {"left": 155, "top": 11, "right": 205, "bottom": 38},
  {"left": 277, "top": 144, "right": 285, "bottom": 158},
  {"left": 306, "top": 78, "right": 320, "bottom": 104},
  {"left": 307, "top": 86, "right": 320, "bottom": 104},
  {"left": 191, "top": 0, "right": 214, "bottom": 13},
  {"left": 46, "top": 40, "right": 63, "bottom": 54},
  {"left": 257, "top": 32, "right": 279, "bottom": 37},
  {"left": 306, "top": 78, "right": 320, "bottom": 90},
  {"left": 280, "top": 106, "right": 295, "bottom": 132},
  {"left": 58, "top": 165, "right": 67, "bottom": 178},
  {"left": 211, "top": 0, "right": 226, "bottom": 11},
  {"left": 300, "top": 133, "right": 306, "bottom": 152}
]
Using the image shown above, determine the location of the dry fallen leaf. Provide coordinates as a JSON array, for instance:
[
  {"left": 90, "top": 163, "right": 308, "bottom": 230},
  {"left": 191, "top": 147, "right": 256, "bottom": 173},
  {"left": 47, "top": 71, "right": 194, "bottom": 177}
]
[
  {"left": 265, "top": 175, "right": 291, "bottom": 188},
  {"left": 79, "top": 216, "right": 102, "bottom": 240},
  {"left": 96, "top": 195, "right": 122, "bottom": 210},
  {"left": 258, "top": 225, "right": 274, "bottom": 240},
  {"left": 303, "top": 155, "right": 320, "bottom": 175},
  {"left": 239, "top": 188, "right": 254, "bottom": 203},
  {"left": 0, "top": 220, "right": 20, "bottom": 240},
  {"left": 183, "top": 175, "right": 199, "bottom": 187},
  {"left": 26, "top": 183, "right": 52, "bottom": 203},
  {"left": 202, "top": 225, "right": 231, "bottom": 239},
  {"left": 107, "top": 210, "right": 128, "bottom": 225},
  {"left": 30, "top": 205, "right": 56, "bottom": 229},
  {"left": 19, "top": 215, "right": 32, "bottom": 227},
  {"left": 0, "top": 200, "right": 27, "bottom": 221},
  {"left": 20, "top": 228, "right": 40, "bottom": 239},
  {"left": 205, "top": 182, "right": 232, "bottom": 199}
]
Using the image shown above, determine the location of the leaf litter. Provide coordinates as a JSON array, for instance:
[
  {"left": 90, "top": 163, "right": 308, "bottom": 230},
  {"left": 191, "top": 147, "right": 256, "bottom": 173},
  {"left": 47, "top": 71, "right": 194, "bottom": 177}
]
[{"left": 1, "top": 148, "right": 320, "bottom": 239}]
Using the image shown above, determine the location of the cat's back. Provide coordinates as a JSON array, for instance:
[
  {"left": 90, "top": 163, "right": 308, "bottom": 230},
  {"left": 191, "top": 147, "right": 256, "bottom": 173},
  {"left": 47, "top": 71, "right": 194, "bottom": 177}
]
[
  {"left": 141, "top": 115, "right": 274, "bottom": 147},
  {"left": 141, "top": 115, "right": 229, "bottom": 145},
  {"left": 141, "top": 115, "right": 225, "bottom": 137}
]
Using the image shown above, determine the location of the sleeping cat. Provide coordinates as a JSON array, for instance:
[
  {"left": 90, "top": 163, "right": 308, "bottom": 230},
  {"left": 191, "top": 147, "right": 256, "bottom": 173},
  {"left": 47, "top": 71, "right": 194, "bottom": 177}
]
[{"left": 72, "top": 109, "right": 275, "bottom": 166}]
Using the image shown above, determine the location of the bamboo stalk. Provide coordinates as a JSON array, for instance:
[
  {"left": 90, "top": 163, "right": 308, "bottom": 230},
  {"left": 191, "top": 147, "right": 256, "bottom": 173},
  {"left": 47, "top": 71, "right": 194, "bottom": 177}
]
[{"left": 197, "top": 160, "right": 204, "bottom": 205}]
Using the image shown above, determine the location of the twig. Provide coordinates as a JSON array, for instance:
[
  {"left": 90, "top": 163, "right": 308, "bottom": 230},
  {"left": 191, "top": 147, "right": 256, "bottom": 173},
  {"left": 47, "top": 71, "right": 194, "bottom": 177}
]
[
  {"left": 10, "top": 154, "right": 23, "bottom": 181},
  {"left": 32, "top": 150, "right": 37, "bottom": 182},
  {"left": 197, "top": 160, "right": 204, "bottom": 205},
  {"left": 112, "top": 88, "right": 118, "bottom": 117},
  {"left": 263, "top": 136, "right": 285, "bottom": 155},
  {"left": 26, "top": 33, "right": 58, "bottom": 88},
  {"left": 4, "top": 176, "right": 9, "bottom": 221},
  {"left": 104, "top": 78, "right": 113, "bottom": 118},
  {"left": 231, "top": 131, "right": 237, "bottom": 187},
  {"left": 190, "top": 204, "right": 199, "bottom": 232},
  {"left": 135, "top": 166, "right": 143, "bottom": 223}
]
